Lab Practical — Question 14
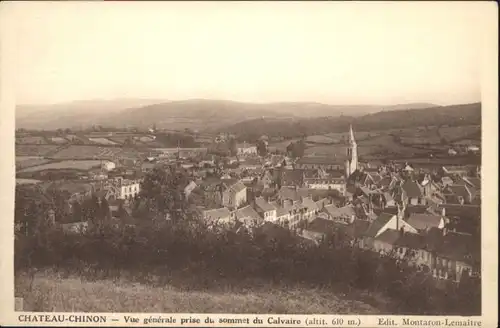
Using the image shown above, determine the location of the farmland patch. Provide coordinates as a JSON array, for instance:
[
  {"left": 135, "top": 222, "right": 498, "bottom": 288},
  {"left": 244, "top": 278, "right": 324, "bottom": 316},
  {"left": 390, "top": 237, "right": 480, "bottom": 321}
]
[
  {"left": 88, "top": 138, "right": 118, "bottom": 146},
  {"left": 19, "top": 160, "right": 103, "bottom": 173}
]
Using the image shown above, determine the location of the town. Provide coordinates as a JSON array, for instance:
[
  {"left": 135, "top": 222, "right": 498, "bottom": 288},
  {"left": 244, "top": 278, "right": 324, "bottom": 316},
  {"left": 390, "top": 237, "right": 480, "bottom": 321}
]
[{"left": 15, "top": 123, "right": 481, "bottom": 287}]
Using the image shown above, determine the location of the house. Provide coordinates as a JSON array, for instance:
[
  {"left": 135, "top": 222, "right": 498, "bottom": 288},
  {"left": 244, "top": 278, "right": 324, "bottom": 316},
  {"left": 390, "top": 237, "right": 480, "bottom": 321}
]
[
  {"left": 277, "top": 186, "right": 309, "bottom": 203},
  {"left": 405, "top": 213, "right": 446, "bottom": 233},
  {"left": 271, "top": 202, "right": 292, "bottom": 226},
  {"left": 372, "top": 229, "right": 435, "bottom": 271},
  {"left": 295, "top": 157, "right": 346, "bottom": 171},
  {"left": 438, "top": 204, "right": 480, "bottom": 236},
  {"left": 222, "top": 180, "right": 247, "bottom": 209},
  {"left": 303, "top": 175, "right": 346, "bottom": 194},
  {"left": 239, "top": 158, "right": 262, "bottom": 171},
  {"left": 101, "top": 160, "right": 116, "bottom": 171},
  {"left": 203, "top": 207, "right": 232, "bottom": 227},
  {"left": 183, "top": 181, "right": 197, "bottom": 199},
  {"left": 448, "top": 148, "right": 458, "bottom": 156},
  {"left": 400, "top": 180, "right": 425, "bottom": 205},
  {"left": 237, "top": 143, "right": 258, "bottom": 156},
  {"left": 362, "top": 212, "right": 417, "bottom": 249},
  {"left": 300, "top": 197, "right": 319, "bottom": 222},
  {"left": 372, "top": 229, "right": 401, "bottom": 254},
  {"left": 254, "top": 197, "right": 277, "bottom": 222},
  {"left": 106, "top": 178, "right": 141, "bottom": 200},
  {"left": 444, "top": 184, "right": 476, "bottom": 204},
  {"left": 61, "top": 221, "right": 89, "bottom": 234},
  {"left": 323, "top": 204, "right": 356, "bottom": 224},
  {"left": 301, "top": 217, "right": 338, "bottom": 243},
  {"left": 433, "top": 231, "right": 480, "bottom": 282},
  {"left": 466, "top": 145, "right": 480, "bottom": 153},
  {"left": 315, "top": 197, "right": 331, "bottom": 210},
  {"left": 235, "top": 205, "right": 263, "bottom": 228},
  {"left": 441, "top": 165, "right": 470, "bottom": 177}
]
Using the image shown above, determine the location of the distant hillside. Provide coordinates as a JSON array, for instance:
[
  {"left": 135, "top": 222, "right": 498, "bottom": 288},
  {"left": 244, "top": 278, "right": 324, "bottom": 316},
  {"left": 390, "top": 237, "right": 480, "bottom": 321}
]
[
  {"left": 16, "top": 98, "right": 439, "bottom": 131},
  {"left": 16, "top": 99, "right": 167, "bottom": 130},
  {"left": 268, "top": 102, "right": 439, "bottom": 117},
  {"left": 96, "top": 99, "right": 297, "bottom": 131},
  {"left": 218, "top": 103, "right": 481, "bottom": 140}
]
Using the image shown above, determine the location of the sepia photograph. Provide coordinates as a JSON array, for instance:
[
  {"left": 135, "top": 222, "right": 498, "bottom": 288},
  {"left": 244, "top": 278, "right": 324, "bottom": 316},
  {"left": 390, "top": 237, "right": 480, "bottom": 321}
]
[{"left": 1, "top": 1, "right": 497, "bottom": 326}]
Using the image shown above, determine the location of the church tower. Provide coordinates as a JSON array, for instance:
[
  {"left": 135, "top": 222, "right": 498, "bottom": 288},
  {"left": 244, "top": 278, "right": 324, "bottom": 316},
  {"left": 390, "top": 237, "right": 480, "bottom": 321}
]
[{"left": 345, "top": 124, "right": 358, "bottom": 177}]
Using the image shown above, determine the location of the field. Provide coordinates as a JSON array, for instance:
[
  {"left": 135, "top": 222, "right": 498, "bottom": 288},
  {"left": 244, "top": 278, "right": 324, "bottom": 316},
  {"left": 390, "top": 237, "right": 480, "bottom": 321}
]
[
  {"left": 49, "top": 145, "right": 140, "bottom": 160},
  {"left": 16, "top": 178, "right": 43, "bottom": 185},
  {"left": 16, "top": 156, "right": 51, "bottom": 170},
  {"left": 438, "top": 125, "right": 480, "bottom": 141},
  {"left": 16, "top": 136, "right": 47, "bottom": 145},
  {"left": 88, "top": 137, "right": 118, "bottom": 146},
  {"left": 16, "top": 145, "right": 62, "bottom": 157},
  {"left": 15, "top": 270, "right": 384, "bottom": 313},
  {"left": 267, "top": 125, "right": 481, "bottom": 159},
  {"left": 50, "top": 137, "right": 69, "bottom": 144},
  {"left": 18, "top": 160, "right": 103, "bottom": 173}
]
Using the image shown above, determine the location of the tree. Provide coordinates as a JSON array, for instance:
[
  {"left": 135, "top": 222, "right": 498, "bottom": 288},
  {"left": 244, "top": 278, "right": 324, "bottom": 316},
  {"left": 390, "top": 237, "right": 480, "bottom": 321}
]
[
  {"left": 256, "top": 140, "right": 268, "bottom": 157},
  {"left": 228, "top": 138, "right": 238, "bottom": 156},
  {"left": 98, "top": 197, "right": 111, "bottom": 221},
  {"left": 139, "top": 166, "right": 193, "bottom": 222},
  {"left": 123, "top": 137, "right": 134, "bottom": 147},
  {"left": 287, "top": 140, "right": 306, "bottom": 158}
]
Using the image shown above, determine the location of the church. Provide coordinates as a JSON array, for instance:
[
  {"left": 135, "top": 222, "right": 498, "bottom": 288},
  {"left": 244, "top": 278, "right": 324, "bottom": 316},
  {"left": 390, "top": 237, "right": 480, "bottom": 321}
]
[{"left": 294, "top": 125, "right": 359, "bottom": 179}]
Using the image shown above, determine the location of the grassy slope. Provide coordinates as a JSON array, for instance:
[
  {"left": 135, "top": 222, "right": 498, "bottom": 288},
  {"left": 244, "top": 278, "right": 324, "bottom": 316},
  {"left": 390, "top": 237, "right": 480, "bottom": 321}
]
[{"left": 15, "top": 271, "right": 386, "bottom": 314}]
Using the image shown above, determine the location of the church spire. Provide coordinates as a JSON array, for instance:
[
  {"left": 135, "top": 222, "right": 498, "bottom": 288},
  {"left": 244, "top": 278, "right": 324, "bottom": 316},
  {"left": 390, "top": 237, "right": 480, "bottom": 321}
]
[
  {"left": 349, "top": 124, "right": 356, "bottom": 146},
  {"left": 345, "top": 124, "right": 358, "bottom": 177}
]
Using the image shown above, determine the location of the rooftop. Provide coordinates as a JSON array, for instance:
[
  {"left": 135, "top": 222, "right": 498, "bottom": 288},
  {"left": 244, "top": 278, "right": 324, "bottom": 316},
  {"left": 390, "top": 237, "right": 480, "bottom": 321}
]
[
  {"left": 296, "top": 156, "right": 346, "bottom": 165},
  {"left": 364, "top": 213, "right": 395, "bottom": 238},
  {"left": 203, "top": 207, "right": 231, "bottom": 220},
  {"left": 405, "top": 213, "right": 443, "bottom": 231},
  {"left": 401, "top": 180, "right": 423, "bottom": 198},
  {"left": 375, "top": 229, "right": 401, "bottom": 245},
  {"left": 255, "top": 197, "right": 276, "bottom": 212},
  {"left": 235, "top": 205, "right": 261, "bottom": 221}
]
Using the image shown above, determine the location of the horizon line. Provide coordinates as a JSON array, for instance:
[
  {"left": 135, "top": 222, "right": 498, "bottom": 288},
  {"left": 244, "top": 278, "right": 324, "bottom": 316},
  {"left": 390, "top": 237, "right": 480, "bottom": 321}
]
[{"left": 16, "top": 97, "right": 483, "bottom": 108}]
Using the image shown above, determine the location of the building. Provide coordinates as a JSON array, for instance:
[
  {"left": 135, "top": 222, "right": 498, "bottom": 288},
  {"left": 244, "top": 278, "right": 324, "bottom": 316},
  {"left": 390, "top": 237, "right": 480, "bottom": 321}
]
[
  {"left": 61, "top": 221, "right": 89, "bottom": 234},
  {"left": 103, "top": 177, "right": 141, "bottom": 200},
  {"left": 234, "top": 205, "right": 263, "bottom": 228},
  {"left": 237, "top": 143, "right": 258, "bottom": 156},
  {"left": 322, "top": 204, "right": 356, "bottom": 224},
  {"left": 345, "top": 125, "right": 358, "bottom": 177},
  {"left": 304, "top": 176, "right": 346, "bottom": 194},
  {"left": 183, "top": 181, "right": 197, "bottom": 199},
  {"left": 203, "top": 207, "right": 232, "bottom": 227},
  {"left": 254, "top": 196, "right": 277, "bottom": 222},
  {"left": 222, "top": 180, "right": 247, "bottom": 210},
  {"left": 101, "top": 160, "right": 116, "bottom": 171},
  {"left": 362, "top": 210, "right": 418, "bottom": 249}
]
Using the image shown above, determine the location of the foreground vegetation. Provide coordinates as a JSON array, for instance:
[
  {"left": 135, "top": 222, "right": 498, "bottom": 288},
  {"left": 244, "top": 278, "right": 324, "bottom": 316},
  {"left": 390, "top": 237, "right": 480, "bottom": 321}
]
[
  {"left": 16, "top": 270, "right": 383, "bottom": 313},
  {"left": 15, "top": 219, "right": 480, "bottom": 315}
]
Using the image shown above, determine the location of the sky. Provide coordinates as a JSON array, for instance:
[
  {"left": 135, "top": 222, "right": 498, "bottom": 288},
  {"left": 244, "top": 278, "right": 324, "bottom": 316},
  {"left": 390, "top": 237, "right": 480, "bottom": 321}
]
[{"left": 3, "top": 1, "right": 494, "bottom": 106}]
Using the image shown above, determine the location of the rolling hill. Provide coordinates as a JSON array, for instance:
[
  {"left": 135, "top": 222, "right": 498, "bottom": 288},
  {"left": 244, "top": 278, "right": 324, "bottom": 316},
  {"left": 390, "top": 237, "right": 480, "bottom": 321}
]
[
  {"left": 16, "top": 99, "right": 167, "bottom": 130},
  {"left": 218, "top": 103, "right": 481, "bottom": 140},
  {"left": 16, "top": 99, "right": 439, "bottom": 131}
]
